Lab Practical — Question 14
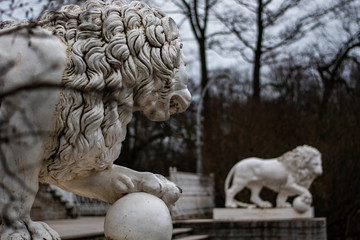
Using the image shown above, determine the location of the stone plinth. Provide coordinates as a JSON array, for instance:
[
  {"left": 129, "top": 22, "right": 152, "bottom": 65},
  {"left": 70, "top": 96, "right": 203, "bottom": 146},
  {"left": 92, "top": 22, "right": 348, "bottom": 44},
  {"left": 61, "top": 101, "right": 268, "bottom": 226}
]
[
  {"left": 173, "top": 218, "right": 327, "bottom": 240},
  {"left": 213, "top": 207, "right": 314, "bottom": 221}
]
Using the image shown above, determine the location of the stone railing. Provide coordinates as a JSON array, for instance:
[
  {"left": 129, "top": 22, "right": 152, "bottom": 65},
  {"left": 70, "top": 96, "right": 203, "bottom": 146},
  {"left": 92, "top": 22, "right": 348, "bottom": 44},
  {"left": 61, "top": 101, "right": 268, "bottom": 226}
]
[
  {"left": 169, "top": 167, "right": 215, "bottom": 219},
  {"left": 36, "top": 184, "right": 109, "bottom": 217},
  {"left": 74, "top": 195, "right": 110, "bottom": 216}
]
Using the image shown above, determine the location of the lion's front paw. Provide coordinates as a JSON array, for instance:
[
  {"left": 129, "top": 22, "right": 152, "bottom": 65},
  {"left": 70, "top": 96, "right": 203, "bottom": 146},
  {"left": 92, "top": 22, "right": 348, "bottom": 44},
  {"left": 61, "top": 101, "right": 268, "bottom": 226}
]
[
  {"left": 225, "top": 200, "right": 238, "bottom": 208},
  {"left": 139, "top": 173, "right": 181, "bottom": 207},
  {"left": 112, "top": 174, "right": 136, "bottom": 194},
  {"left": 0, "top": 224, "right": 30, "bottom": 240},
  {"left": 1, "top": 221, "right": 60, "bottom": 240},
  {"left": 277, "top": 202, "right": 292, "bottom": 208},
  {"left": 258, "top": 201, "right": 272, "bottom": 208},
  {"left": 246, "top": 204, "right": 257, "bottom": 209},
  {"left": 27, "top": 221, "right": 60, "bottom": 240},
  {"left": 302, "top": 195, "right": 312, "bottom": 205}
]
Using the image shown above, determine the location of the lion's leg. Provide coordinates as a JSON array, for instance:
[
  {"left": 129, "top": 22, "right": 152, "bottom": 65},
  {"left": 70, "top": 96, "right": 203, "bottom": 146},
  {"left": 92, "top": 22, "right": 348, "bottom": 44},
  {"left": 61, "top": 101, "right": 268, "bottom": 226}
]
[
  {"left": 225, "top": 184, "right": 242, "bottom": 208},
  {"left": 225, "top": 178, "right": 255, "bottom": 208},
  {"left": 55, "top": 165, "right": 181, "bottom": 207},
  {"left": 276, "top": 191, "right": 291, "bottom": 208},
  {"left": 248, "top": 183, "right": 272, "bottom": 208},
  {"left": 0, "top": 140, "right": 60, "bottom": 240},
  {"left": 0, "top": 102, "right": 61, "bottom": 240},
  {"left": 283, "top": 184, "right": 311, "bottom": 198}
]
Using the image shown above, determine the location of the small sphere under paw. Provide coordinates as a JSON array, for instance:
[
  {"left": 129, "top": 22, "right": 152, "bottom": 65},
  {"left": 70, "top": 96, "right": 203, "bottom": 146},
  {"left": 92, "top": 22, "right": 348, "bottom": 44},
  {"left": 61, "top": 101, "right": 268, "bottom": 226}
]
[
  {"left": 104, "top": 192, "right": 172, "bottom": 240},
  {"left": 293, "top": 196, "right": 311, "bottom": 213}
]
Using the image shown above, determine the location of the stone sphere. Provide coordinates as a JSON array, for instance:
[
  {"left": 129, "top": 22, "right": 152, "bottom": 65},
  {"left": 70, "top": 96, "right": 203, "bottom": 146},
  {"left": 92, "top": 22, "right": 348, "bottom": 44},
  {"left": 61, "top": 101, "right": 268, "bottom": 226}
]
[
  {"left": 293, "top": 195, "right": 311, "bottom": 213},
  {"left": 104, "top": 192, "right": 173, "bottom": 240}
]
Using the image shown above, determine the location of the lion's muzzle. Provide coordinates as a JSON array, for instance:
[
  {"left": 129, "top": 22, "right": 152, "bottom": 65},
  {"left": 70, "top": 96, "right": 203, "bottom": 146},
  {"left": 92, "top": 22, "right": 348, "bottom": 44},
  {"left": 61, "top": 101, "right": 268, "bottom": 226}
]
[{"left": 169, "top": 88, "right": 191, "bottom": 115}]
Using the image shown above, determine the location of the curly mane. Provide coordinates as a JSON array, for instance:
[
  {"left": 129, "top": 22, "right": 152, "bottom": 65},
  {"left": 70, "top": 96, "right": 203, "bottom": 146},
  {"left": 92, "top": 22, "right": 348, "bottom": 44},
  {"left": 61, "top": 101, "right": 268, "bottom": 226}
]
[
  {"left": 38, "top": 0, "right": 183, "bottom": 182},
  {"left": 277, "top": 145, "right": 321, "bottom": 188}
]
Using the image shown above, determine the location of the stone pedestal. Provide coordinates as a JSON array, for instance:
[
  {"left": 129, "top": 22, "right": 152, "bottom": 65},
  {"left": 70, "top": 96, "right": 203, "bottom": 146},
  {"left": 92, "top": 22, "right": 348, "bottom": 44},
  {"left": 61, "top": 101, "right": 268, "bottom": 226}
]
[
  {"left": 173, "top": 218, "right": 327, "bottom": 240},
  {"left": 213, "top": 207, "right": 314, "bottom": 221}
]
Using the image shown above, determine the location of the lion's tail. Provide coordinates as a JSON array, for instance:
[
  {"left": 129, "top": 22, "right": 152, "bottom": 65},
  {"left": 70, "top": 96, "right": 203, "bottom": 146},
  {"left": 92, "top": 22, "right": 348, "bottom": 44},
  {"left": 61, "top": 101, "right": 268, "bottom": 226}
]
[{"left": 224, "top": 164, "right": 236, "bottom": 191}]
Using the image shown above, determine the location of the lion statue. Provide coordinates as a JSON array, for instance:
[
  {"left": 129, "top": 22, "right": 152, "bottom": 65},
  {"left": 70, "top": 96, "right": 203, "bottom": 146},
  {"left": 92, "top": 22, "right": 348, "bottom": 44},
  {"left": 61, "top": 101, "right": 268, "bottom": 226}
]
[
  {"left": 0, "top": 0, "right": 191, "bottom": 239},
  {"left": 224, "top": 145, "right": 323, "bottom": 212}
]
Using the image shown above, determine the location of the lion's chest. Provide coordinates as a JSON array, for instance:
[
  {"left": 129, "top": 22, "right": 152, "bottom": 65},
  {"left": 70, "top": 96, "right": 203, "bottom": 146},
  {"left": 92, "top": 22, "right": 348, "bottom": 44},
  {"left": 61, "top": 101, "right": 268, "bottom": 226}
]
[{"left": 41, "top": 89, "right": 127, "bottom": 182}]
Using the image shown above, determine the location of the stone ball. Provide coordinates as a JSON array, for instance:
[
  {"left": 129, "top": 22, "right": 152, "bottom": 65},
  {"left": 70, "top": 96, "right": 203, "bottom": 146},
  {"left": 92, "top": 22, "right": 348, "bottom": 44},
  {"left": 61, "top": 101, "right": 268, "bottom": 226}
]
[
  {"left": 293, "top": 195, "right": 311, "bottom": 213},
  {"left": 104, "top": 192, "right": 173, "bottom": 240}
]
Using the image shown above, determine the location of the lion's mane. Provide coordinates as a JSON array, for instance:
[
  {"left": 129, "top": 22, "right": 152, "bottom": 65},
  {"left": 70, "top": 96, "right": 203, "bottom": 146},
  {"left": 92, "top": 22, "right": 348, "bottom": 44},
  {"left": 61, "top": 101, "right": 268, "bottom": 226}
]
[
  {"left": 38, "top": 0, "right": 183, "bottom": 182},
  {"left": 277, "top": 145, "right": 321, "bottom": 188}
]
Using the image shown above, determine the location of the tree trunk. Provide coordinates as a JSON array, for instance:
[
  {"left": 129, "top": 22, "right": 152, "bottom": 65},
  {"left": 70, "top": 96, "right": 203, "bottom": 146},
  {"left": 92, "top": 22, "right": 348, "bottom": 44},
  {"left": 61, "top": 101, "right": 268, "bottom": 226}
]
[
  {"left": 319, "top": 77, "right": 335, "bottom": 119},
  {"left": 199, "top": 37, "right": 209, "bottom": 92},
  {"left": 199, "top": 36, "right": 212, "bottom": 175},
  {"left": 252, "top": 0, "right": 264, "bottom": 101}
]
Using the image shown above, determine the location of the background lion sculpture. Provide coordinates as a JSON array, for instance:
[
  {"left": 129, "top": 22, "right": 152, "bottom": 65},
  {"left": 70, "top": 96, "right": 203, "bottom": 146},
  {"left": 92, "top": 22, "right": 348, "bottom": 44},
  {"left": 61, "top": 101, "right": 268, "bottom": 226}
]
[
  {"left": 0, "top": 0, "right": 191, "bottom": 239},
  {"left": 224, "top": 145, "right": 323, "bottom": 212}
]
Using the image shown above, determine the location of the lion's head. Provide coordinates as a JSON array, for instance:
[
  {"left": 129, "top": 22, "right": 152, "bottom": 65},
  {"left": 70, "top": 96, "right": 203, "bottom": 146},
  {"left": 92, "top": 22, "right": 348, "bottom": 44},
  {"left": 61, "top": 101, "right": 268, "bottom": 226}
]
[
  {"left": 277, "top": 145, "right": 323, "bottom": 188},
  {"left": 38, "top": 0, "right": 191, "bottom": 182}
]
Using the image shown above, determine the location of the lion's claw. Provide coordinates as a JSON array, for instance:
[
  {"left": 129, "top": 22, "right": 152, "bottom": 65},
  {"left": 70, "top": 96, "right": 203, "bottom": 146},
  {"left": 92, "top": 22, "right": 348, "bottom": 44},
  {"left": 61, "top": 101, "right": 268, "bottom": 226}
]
[
  {"left": 113, "top": 175, "right": 135, "bottom": 193},
  {"left": 139, "top": 173, "right": 181, "bottom": 207}
]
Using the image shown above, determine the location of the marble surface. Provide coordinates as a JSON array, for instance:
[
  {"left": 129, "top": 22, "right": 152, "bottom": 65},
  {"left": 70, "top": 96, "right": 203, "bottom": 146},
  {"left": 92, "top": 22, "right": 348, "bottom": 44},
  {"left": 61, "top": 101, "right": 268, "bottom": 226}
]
[{"left": 224, "top": 145, "right": 322, "bottom": 212}]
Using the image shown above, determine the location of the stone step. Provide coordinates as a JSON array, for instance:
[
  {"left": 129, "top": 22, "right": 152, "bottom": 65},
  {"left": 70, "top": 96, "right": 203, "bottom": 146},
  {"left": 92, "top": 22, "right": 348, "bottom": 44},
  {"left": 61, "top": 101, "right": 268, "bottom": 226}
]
[
  {"left": 173, "top": 227, "right": 193, "bottom": 237},
  {"left": 173, "top": 234, "right": 210, "bottom": 240}
]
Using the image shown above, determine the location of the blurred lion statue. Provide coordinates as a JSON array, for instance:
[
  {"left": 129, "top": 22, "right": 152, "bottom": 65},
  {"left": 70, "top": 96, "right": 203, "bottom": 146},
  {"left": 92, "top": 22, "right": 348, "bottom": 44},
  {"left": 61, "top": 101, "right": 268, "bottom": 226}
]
[
  {"left": 224, "top": 145, "right": 322, "bottom": 211},
  {"left": 0, "top": 0, "right": 191, "bottom": 239}
]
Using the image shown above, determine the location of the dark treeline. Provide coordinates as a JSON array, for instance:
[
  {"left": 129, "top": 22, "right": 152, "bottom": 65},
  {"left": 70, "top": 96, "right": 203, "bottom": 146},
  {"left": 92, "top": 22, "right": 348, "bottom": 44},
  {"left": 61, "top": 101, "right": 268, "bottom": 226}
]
[{"left": 202, "top": 74, "right": 360, "bottom": 239}]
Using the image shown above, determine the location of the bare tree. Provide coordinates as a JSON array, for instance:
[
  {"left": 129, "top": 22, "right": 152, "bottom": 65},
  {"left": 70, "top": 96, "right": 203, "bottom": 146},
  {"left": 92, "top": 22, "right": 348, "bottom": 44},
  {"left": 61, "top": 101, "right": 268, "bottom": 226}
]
[
  {"left": 151, "top": 0, "right": 220, "bottom": 174},
  {"left": 212, "top": 0, "right": 356, "bottom": 101},
  {"left": 0, "top": 0, "right": 82, "bottom": 22},
  {"left": 268, "top": 0, "right": 360, "bottom": 117},
  {"left": 170, "top": 0, "right": 219, "bottom": 91},
  {"left": 310, "top": 1, "right": 360, "bottom": 118}
]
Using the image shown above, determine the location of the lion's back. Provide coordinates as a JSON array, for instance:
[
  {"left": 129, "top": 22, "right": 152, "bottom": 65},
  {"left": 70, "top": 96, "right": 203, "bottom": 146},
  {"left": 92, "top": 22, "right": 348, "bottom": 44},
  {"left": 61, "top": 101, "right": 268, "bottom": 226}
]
[
  {"left": 234, "top": 157, "right": 288, "bottom": 182},
  {"left": 0, "top": 27, "right": 66, "bottom": 133},
  {"left": 0, "top": 27, "right": 66, "bottom": 176},
  {"left": 0, "top": 27, "right": 66, "bottom": 86}
]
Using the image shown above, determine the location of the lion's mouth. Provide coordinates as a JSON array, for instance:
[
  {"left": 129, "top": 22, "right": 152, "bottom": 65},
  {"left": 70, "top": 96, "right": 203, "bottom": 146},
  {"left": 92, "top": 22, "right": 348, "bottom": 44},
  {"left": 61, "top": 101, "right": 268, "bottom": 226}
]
[{"left": 169, "top": 89, "right": 191, "bottom": 115}]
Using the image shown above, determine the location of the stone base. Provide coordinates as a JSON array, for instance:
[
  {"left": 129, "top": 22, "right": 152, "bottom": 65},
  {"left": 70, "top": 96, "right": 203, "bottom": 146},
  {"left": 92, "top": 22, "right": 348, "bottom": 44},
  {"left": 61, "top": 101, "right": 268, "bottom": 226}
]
[
  {"left": 173, "top": 218, "right": 327, "bottom": 240},
  {"left": 213, "top": 207, "right": 314, "bottom": 220}
]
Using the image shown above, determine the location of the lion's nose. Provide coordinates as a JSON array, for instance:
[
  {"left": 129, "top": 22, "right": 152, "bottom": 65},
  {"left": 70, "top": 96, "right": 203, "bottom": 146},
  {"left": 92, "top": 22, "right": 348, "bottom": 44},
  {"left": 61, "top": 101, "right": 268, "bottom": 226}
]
[{"left": 169, "top": 89, "right": 191, "bottom": 114}]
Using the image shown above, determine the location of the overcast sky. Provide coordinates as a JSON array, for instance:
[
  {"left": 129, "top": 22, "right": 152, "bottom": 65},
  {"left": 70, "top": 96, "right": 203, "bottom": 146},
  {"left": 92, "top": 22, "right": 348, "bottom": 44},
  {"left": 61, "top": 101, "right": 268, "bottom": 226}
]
[{"left": 1, "top": 0, "right": 357, "bottom": 89}]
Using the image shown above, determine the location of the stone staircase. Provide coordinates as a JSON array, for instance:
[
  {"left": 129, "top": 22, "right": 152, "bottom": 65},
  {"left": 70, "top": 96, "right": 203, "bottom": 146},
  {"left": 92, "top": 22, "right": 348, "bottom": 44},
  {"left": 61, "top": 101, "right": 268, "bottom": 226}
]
[
  {"left": 45, "top": 217, "right": 210, "bottom": 240},
  {"left": 172, "top": 227, "right": 209, "bottom": 240}
]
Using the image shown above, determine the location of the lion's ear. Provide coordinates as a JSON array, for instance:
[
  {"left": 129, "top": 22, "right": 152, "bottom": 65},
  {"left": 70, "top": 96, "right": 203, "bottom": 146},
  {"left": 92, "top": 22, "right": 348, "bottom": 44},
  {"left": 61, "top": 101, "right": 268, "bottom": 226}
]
[
  {"left": 162, "top": 17, "right": 179, "bottom": 41},
  {"left": 168, "top": 17, "right": 179, "bottom": 38}
]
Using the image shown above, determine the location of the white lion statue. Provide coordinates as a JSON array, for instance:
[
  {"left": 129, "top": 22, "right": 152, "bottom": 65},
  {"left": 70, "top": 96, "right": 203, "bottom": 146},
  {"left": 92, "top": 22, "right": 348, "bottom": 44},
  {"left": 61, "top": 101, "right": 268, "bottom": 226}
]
[
  {"left": 224, "top": 145, "right": 323, "bottom": 212},
  {"left": 0, "top": 0, "right": 191, "bottom": 239}
]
